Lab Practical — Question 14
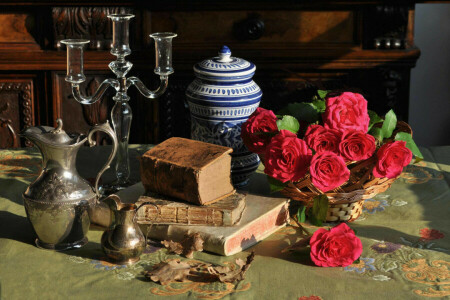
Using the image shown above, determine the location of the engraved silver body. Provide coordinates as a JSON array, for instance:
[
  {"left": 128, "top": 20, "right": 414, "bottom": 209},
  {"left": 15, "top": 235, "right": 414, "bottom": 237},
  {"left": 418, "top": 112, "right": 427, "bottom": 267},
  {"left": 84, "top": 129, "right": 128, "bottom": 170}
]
[{"left": 21, "top": 119, "right": 118, "bottom": 250}]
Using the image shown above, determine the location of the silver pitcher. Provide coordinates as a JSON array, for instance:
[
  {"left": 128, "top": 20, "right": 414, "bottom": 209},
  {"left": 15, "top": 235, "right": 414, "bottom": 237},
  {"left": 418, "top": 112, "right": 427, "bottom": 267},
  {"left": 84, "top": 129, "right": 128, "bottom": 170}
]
[{"left": 21, "top": 119, "right": 118, "bottom": 251}]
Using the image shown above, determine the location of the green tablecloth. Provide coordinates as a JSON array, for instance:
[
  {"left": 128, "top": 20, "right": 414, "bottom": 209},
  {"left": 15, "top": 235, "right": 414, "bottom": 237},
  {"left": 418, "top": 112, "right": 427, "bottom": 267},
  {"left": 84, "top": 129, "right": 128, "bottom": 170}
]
[{"left": 0, "top": 145, "right": 449, "bottom": 300}]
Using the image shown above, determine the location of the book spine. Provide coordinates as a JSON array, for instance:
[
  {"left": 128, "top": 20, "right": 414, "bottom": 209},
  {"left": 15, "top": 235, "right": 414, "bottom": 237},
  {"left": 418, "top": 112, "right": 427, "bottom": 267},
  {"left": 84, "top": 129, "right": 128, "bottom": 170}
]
[
  {"left": 136, "top": 204, "right": 228, "bottom": 226},
  {"left": 140, "top": 156, "right": 202, "bottom": 204}
]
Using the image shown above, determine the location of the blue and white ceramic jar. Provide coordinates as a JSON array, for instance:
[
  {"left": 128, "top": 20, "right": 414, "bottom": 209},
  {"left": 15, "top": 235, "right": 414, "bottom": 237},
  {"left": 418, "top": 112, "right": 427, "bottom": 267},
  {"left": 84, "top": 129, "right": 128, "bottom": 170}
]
[{"left": 186, "top": 46, "right": 262, "bottom": 187}]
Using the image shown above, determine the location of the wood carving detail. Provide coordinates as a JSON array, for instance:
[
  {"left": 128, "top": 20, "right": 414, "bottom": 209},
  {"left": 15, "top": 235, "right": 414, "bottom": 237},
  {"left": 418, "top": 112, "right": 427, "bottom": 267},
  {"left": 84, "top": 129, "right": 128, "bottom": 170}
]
[
  {"left": 0, "top": 81, "right": 34, "bottom": 147},
  {"left": 53, "top": 7, "right": 133, "bottom": 50},
  {"left": 0, "top": 118, "right": 18, "bottom": 148}
]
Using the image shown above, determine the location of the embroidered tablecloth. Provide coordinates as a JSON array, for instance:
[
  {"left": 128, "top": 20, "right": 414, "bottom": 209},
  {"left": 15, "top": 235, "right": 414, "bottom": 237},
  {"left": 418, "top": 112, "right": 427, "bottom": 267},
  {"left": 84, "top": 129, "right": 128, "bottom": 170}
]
[{"left": 0, "top": 145, "right": 449, "bottom": 300}]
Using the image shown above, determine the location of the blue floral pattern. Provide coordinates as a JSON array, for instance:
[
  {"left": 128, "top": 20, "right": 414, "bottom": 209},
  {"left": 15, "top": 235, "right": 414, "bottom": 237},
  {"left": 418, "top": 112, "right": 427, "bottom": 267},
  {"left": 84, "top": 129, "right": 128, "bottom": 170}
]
[{"left": 344, "top": 258, "right": 376, "bottom": 273}]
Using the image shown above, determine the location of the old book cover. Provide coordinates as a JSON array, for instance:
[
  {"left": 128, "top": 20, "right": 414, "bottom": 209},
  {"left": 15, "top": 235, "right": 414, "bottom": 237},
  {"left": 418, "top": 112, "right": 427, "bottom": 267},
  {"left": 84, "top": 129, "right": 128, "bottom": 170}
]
[
  {"left": 143, "top": 193, "right": 289, "bottom": 256},
  {"left": 116, "top": 182, "right": 289, "bottom": 256},
  {"left": 140, "top": 137, "right": 235, "bottom": 205},
  {"left": 135, "top": 192, "right": 246, "bottom": 226}
]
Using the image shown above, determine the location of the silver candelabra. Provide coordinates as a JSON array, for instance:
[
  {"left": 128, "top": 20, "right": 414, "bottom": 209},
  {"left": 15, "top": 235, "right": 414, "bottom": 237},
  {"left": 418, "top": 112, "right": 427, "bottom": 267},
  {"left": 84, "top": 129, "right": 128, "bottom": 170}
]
[{"left": 61, "top": 14, "right": 176, "bottom": 193}]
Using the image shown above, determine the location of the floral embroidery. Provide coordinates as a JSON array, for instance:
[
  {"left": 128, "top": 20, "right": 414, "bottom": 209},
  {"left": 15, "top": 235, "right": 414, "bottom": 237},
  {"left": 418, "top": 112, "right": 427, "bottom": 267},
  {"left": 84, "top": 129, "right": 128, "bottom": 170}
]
[
  {"left": 400, "top": 164, "right": 444, "bottom": 184},
  {"left": 371, "top": 242, "right": 402, "bottom": 254},
  {"left": 298, "top": 296, "right": 323, "bottom": 300},
  {"left": 419, "top": 228, "right": 445, "bottom": 241},
  {"left": 363, "top": 199, "right": 389, "bottom": 214},
  {"left": 116, "top": 272, "right": 135, "bottom": 281},
  {"left": 391, "top": 199, "right": 408, "bottom": 206},
  {"left": 91, "top": 259, "right": 127, "bottom": 270},
  {"left": 344, "top": 258, "right": 376, "bottom": 273},
  {"left": 372, "top": 275, "right": 391, "bottom": 281},
  {"left": 402, "top": 259, "right": 450, "bottom": 297}
]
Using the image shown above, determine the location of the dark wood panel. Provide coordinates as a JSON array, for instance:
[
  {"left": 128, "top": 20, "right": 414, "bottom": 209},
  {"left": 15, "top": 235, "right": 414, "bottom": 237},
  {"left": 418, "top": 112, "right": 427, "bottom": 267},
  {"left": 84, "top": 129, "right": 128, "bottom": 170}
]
[
  {"left": 0, "top": 13, "right": 40, "bottom": 50},
  {"left": 0, "top": 78, "right": 35, "bottom": 148},
  {"left": 146, "top": 10, "right": 357, "bottom": 47}
]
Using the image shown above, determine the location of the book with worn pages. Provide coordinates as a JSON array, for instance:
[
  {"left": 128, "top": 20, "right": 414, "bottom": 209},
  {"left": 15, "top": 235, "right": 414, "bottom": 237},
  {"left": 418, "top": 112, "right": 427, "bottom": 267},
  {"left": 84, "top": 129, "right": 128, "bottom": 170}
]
[
  {"left": 116, "top": 183, "right": 289, "bottom": 256},
  {"left": 135, "top": 191, "right": 246, "bottom": 226},
  {"left": 140, "top": 137, "right": 235, "bottom": 206}
]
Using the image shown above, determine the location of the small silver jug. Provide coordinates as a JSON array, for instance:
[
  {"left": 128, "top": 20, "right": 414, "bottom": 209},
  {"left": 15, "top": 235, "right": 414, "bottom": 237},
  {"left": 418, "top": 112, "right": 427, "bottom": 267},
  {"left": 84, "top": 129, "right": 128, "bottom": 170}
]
[
  {"left": 21, "top": 119, "right": 118, "bottom": 251},
  {"left": 100, "top": 195, "right": 148, "bottom": 264}
]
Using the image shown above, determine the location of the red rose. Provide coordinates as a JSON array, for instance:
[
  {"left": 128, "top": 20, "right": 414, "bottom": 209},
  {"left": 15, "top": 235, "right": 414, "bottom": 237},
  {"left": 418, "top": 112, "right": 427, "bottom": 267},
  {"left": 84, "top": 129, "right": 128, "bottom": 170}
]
[
  {"left": 339, "top": 129, "right": 376, "bottom": 162},
  {"left": 310, "top": 223, "right": 363, "bottom": 267},
  {"left": 241, "top": 107, "right": 278, "bottom": 154},
  {"left": 264, "top": 130, "right": 312, "bottom": 183},
  {"left": 310, "top": 151, "right": 350, "bottom": 192},
  {"left": 322, "top": 92, "right": 370, "bottom": 132},
  {"left": 304, "top": 125, "right": 342, "bottom": 155},
  {"left": 419, "top": 228, "right": 445, "bottom": 241},
  {"left": 373, "top": 141, "right": 412, "bottom": 178}
]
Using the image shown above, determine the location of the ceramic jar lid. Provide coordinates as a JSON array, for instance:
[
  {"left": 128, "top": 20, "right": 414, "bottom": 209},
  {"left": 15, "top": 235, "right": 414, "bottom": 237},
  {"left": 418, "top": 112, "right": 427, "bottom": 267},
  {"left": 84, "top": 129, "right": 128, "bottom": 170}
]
[{"left": 193, "top": 46, "right": 256, "bottom": 81}]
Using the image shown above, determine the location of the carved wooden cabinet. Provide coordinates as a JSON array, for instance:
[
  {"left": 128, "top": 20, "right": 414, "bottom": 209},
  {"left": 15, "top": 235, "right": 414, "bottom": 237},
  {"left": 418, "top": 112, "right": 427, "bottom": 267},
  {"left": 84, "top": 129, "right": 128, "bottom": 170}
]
[{"left": 0, "top": 1, "right": 440, "bottom": 148}]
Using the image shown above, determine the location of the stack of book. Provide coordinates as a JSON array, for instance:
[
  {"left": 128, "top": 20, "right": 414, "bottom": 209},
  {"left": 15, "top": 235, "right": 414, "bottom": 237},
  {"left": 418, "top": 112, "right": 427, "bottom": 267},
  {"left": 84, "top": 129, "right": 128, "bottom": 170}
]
[{"left": 119, "top": 137, "right": 289, "bottom": 256}]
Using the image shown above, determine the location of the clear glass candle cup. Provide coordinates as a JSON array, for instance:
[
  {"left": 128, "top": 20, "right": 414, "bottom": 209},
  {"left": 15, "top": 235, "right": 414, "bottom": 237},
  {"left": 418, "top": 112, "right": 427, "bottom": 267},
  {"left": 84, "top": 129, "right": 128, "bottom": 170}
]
[
  {"left": 108, "top": 14, "right": 135, "bottom": 57},
  {"left": 60, "top": 39, "right": 90, "bottom": 84},
  {"left": 150, "top": 33, "right": 177, "bottom": 75}
]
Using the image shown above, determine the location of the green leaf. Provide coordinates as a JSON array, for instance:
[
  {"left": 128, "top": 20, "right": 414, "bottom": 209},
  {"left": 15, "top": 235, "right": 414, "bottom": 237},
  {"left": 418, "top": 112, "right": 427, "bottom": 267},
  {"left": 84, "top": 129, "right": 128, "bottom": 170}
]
[
  {"left": 369, "top": 127, "right": 383, "bottom": 142},
  {"left": 353, "top": 257, "right": 361, "bottom": 264},
  {"left": 309, "top": 195, "right": 329, "bottom": 226},
  {"left": 394, "top": 132, "right": 424, "bottom": 163},
  {"left": 312, "top": 99, "right": 326, "bottom": 113},
  {"left": 368, "top": 110, "right": 383, "bottom": 132},
  {"left": 267, "top": 176, "right": 287, "bottom": 193},
  {"left": 297, "top": 206, "right": 307, "bottom": 223},
  {"left": 317, "top": 90, "right": 330, "bottom": 99},
  {"left": 276, "top": 115, "right": 300, "bottom": 134},
  {"left": 381, "top": 109, "right": 397, "bottom": 139},
  {"left": 278, "top": 102, "right": 321, "bottom": 124}
]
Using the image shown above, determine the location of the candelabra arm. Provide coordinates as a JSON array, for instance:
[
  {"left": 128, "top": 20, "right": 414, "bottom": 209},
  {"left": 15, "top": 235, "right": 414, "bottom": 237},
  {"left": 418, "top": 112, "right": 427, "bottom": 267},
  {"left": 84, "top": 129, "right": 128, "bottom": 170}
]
[
  {"left": 71, "top": 79, "right": 120, "bottom": 105},
  {"left": 127, "top": 76, "right": 168, "bottom": 99}
]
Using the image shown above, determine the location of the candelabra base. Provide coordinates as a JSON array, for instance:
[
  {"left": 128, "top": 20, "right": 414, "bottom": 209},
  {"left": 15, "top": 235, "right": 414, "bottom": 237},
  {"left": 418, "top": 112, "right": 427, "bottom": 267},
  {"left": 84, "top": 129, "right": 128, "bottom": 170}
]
[{"left": 99, "top": 179, "right": 137, "bottom": 196}]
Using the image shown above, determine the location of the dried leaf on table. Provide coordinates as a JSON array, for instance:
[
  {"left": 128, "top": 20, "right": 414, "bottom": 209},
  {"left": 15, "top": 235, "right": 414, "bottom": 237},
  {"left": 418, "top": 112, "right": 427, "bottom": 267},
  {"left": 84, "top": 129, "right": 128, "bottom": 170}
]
[
  {"left": 206, "top": 251, "right": 255, "bottom": 283},
  {"left": 162, "top": 232, "right": 204, "bottom": 258},
  {"left": 161, "top": 240, "right": 183, "bottom": 255},
  {"left": 144, "top": 260, "right": 193, "bottom": 285}
]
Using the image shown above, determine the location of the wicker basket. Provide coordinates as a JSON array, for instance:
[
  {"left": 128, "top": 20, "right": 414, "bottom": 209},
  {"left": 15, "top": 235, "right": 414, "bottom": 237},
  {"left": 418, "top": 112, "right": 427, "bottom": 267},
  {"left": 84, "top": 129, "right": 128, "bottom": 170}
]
[{"left": 278, "top": 121, "right": 412, "bottom": 222}]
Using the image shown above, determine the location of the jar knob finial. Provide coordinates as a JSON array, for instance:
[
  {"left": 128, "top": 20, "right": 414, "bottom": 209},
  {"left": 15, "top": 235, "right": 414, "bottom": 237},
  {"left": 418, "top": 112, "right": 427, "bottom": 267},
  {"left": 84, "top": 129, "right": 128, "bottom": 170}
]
[{"left": 217, "top": 46, "right": 232, "bottom": 62}]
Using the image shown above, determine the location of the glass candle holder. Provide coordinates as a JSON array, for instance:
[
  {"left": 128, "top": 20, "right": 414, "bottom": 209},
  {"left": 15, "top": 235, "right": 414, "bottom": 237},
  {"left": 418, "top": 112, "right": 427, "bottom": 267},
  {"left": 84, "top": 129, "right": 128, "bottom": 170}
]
[
  {"left": 108, "top": 14, "right": 134, "bottom": 57},
  {"left": 150, "top": 33, "right": 177, "bottom": 75},
  {"left": 60, "top": 39, "right": 90, "bottom": 84}
]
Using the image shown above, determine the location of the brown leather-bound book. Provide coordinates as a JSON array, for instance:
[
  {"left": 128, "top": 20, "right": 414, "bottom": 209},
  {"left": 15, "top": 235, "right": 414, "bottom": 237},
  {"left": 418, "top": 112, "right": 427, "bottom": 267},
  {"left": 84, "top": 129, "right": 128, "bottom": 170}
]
[
  {"left": 135, "top": 192, "right": 246, "bottom": 226},
  {"left": 140, "top": 137, "right": 235, "bottom": 205}
]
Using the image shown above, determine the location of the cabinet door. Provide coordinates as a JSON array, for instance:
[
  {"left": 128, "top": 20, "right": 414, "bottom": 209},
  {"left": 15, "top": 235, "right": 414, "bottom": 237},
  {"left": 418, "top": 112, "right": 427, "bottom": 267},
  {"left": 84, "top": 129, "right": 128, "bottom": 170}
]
[{"left": 0, "top": 78, "right": 35, "bottom": 148}]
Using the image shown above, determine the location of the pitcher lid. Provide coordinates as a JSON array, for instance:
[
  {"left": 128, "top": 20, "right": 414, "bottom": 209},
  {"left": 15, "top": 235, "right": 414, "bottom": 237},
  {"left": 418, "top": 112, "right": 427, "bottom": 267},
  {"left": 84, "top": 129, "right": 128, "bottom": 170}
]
[
  {"left": 193, "top": 46, "right": 256, "bottom": 81},
  {"left": 22, "top": 119, "right": 83, "bottom": 146}
]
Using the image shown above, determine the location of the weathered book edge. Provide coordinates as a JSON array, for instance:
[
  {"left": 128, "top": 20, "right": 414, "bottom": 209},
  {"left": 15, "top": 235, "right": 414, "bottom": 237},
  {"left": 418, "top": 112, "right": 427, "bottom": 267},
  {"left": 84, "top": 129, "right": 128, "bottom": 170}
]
[{"left": 142, "top": 200, "right": 289, "bottom": 256}]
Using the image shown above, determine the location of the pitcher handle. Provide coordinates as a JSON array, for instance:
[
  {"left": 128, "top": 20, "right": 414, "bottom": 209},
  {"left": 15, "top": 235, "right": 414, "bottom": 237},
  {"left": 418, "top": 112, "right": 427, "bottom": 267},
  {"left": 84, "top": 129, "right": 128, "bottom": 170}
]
[{"left": 87, "top": 121, "right": 118, "bottom": 197}]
